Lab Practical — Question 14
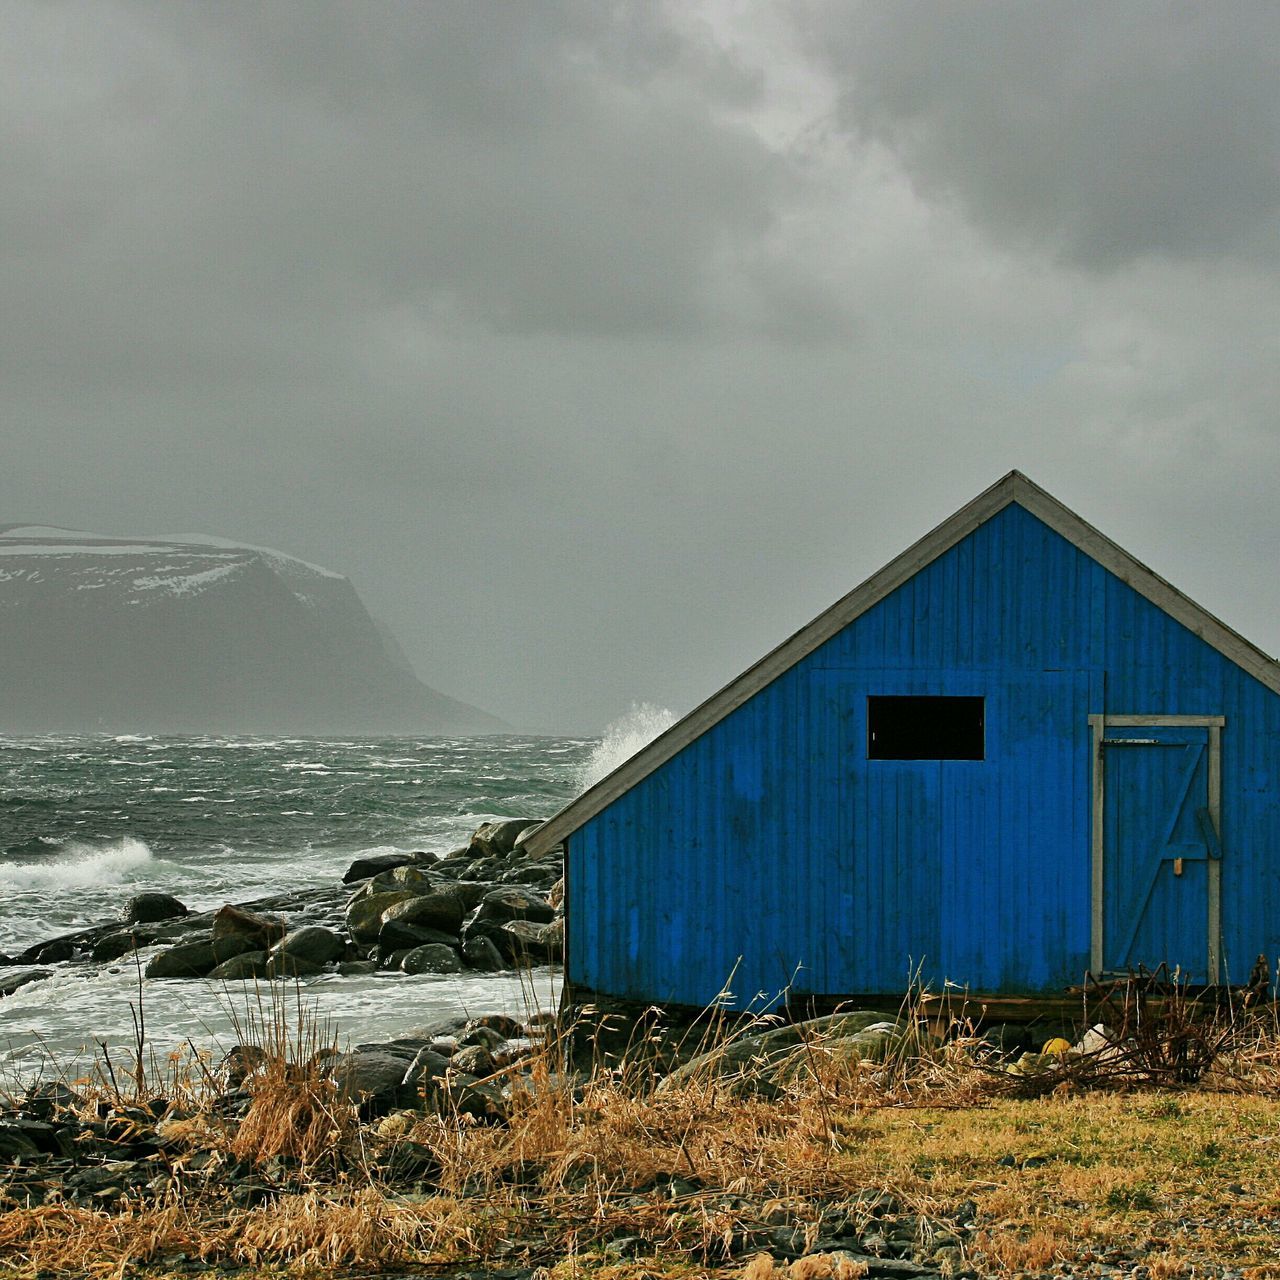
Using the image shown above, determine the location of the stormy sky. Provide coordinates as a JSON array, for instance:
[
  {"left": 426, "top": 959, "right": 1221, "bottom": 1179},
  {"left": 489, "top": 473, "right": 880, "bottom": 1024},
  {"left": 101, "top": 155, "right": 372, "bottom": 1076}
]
[{"left": 3, "top": 2, "right": 1279, "bottom": 732}]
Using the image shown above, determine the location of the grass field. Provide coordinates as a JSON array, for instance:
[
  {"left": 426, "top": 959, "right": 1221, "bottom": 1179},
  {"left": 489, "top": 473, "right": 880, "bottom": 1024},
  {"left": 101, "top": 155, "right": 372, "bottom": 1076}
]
[{"left": 4, "top": 996, "right": 1280, "bottom": 1279}]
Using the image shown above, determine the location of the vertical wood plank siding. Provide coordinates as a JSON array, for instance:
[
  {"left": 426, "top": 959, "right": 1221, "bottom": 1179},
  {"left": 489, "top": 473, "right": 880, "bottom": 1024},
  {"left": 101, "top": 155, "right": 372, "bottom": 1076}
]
[{"left": 570, "top": 503, "right": 1280, "bottom": 1004}]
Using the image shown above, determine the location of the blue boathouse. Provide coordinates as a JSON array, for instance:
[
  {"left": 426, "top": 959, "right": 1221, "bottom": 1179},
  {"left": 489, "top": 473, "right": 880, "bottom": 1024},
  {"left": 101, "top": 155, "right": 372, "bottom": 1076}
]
[{"left": 522, "top": 472, "right": 1280, "bottom": 1006}]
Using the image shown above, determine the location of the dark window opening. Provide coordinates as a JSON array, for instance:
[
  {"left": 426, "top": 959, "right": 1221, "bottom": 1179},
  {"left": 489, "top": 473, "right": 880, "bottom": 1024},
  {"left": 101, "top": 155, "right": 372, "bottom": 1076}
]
[{"left": 867, "top": 695, "right": 985, "bottom": 760}]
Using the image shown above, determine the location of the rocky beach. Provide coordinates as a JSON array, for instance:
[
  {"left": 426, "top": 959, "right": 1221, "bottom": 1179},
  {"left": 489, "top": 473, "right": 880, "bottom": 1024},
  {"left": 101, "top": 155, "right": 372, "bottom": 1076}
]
[{"left": 3, "top": 804, "right": 1280, "bottom": 1276}]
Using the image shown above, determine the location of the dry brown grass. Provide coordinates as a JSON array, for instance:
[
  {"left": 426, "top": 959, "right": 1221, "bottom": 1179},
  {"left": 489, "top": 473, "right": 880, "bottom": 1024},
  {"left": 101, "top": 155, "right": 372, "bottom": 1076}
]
[{"left": 8, "top": 996, "right": 1280, "bottom": 1277}]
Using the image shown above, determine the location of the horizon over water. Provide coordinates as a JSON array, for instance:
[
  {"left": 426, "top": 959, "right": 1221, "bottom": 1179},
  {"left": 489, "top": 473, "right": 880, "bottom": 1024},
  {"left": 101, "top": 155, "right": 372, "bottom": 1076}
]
[{"left": 0, "top": 705, "right": 674, "bottom": 1084}]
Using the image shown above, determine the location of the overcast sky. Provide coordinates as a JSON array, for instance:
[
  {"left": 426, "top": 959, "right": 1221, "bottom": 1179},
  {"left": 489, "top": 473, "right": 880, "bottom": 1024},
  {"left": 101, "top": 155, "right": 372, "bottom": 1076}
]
[{"left": 3, "top": 2, "right": 1279, "bottom": 732}]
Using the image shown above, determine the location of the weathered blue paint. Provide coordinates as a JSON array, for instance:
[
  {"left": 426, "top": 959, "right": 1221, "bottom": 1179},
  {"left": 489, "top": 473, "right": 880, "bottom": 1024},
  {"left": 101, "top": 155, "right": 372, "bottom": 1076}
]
[{"left": 568, "top": 500, "right": 1280, "bottom": 1005}]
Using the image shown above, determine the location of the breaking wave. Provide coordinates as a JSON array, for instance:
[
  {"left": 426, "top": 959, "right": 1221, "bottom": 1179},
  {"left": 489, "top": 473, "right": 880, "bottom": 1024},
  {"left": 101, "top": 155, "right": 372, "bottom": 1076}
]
[
  {"left": 0, "top": 836, "right": 157, "bottom": 891},
  {"left": 579, "top": 702, "right": 676, "bottom": 790}
]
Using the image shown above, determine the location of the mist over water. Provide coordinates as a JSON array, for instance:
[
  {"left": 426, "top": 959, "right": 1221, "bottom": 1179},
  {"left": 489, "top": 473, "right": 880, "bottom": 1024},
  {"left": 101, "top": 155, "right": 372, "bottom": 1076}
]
[{"left": 578, "top": 702, "right": 676, "bottom": 790}]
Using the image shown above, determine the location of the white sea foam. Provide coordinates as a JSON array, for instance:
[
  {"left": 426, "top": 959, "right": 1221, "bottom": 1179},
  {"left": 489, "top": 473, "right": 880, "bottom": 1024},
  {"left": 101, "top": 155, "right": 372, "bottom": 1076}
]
[
  {"left": 0, "top": 963, "right": 560, "bottom": 1089},
  {"left": 578, "top": 702, "right": 677, "bottom": 790},
  {"left": 0, "top": 836, "right": 159, "bottom": 891}
]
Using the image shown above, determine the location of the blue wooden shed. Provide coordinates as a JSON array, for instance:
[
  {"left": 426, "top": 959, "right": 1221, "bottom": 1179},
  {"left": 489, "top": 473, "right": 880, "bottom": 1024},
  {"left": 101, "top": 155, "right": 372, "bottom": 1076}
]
[{"left": 523, "top": 472, "right": 1280, "bottom": 1007}]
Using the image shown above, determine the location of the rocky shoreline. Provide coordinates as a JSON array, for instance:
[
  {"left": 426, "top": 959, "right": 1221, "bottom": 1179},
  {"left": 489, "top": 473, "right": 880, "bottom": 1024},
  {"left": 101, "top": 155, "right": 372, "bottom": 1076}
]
[
  {"left": 0, "top": 816, "right": 563, "bottom": 999},
  {"left": 0, "top": 822, "right": 1271, "bottom": 1278}
]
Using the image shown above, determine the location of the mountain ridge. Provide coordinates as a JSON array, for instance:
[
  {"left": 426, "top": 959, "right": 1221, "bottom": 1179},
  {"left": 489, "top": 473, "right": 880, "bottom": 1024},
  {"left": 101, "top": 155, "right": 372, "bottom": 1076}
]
[{"left": 0, "top": 525, "right": 506, "bottom": 735}]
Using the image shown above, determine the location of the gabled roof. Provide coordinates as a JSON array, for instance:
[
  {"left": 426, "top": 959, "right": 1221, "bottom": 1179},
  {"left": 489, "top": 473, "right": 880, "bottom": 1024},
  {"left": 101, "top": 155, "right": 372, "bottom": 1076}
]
[{"left": 522, "top": 470, "right": 1280, "bottom": 857}]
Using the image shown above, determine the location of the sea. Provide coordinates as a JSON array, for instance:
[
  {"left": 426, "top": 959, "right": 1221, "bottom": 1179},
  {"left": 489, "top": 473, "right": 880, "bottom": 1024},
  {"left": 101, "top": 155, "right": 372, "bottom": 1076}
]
[{"left": 0, "top": 708, "right": 674, "bottom": 1087}]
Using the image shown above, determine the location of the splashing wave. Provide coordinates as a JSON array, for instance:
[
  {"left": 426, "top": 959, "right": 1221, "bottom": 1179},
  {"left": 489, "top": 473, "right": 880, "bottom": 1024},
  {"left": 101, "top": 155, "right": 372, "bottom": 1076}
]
[
  {"left": 578, "top": 702, "right": 676, "bottom": 790},
  {"left": 0, "top": 836, "right": 158, "bottom": 891}
]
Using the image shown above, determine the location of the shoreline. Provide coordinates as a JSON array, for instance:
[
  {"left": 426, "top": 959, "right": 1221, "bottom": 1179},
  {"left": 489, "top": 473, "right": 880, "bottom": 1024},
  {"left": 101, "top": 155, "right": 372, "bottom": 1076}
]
[{"left": 0, "top": 817, "right": 565, "bottom": 1087}]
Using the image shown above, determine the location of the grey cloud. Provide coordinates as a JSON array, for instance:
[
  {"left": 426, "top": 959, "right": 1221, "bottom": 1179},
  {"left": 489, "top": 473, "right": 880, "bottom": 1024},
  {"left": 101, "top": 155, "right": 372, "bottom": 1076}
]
[
  {"left": 812, "top": 2, "right": 1280, "bottom": 268},
  {"left": 0, "top": 0, "right": 831, "bottom": 376},
  {"left": 3, "top": 3, "right": 1280, "bottom": 732}
]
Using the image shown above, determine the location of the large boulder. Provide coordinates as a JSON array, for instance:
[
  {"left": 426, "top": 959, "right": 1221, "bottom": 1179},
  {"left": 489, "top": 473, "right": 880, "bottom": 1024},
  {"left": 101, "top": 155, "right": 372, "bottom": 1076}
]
[
  {"left": 341, "top": 852, "right": 413, "bottom": 884},
  {"left": 271, "top": 925, "right": 345, "bottom": 967},
  {"left": 461, "top": 935, "right": 505, "bottom": 971},
  {"left": 329, "top": 1050, "right": 416, "bottom": 1113},
  {"left": 364, "top": 865, "right": 437, "bottom": 897},
  {"left": 378, "top": 919, "right": 459, "bottom": 954},
  {"left": 144, "top": 935, "right": 258, "bottom": 979},
  {"left": 462, "top": 918, "right": 521, "bottom": 963},
  {"left": 402, "top": 944, "right": 463, "bottom": 975},
  {"left": 92, "top": 932, "right": 143, "bottom": 962},
  {"left": 499, "top": 918, "right": 562, "bottom": 964},
  {"left": 511, "top": 823, "right": 546, "bottom": 852},
  {"left": 212, "top": 905, "right": 286, "bottom": 948},
  {"left": 469, "top": 819, "right": 542, "bottom": 858},
  {"left": 659, "top": 1012, "right": 905, "bottom": 1094},
  {"left": 402, "top": 1047, "right": 452, "bottom": 1090},
  {"left": 124, "top": 892, "right": 189, "bottom": 925},
  {"left": 381, "top": 891, "right": 465, "bottom": 934},
  {"left": 208, "top": 950, "right": 270, "bottom": 981},
  {"left": 345, "top": 891, "right": 420, "bottom": 944},
  {"left": 0, "top": 968, "right": 50, "bottom": 997},
  {"left": 474, "top": 886, "right": 555, "bottom": 926},
  {"left": 265, "top": 953, "right": 325, "bottom": 979}
]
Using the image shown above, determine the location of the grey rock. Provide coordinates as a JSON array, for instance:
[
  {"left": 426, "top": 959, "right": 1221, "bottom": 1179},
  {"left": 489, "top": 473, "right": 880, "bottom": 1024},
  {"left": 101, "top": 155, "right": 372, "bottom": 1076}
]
[
  {"left": 462, "top": 935, "right": 505, "bottom": 971},
  {"left": 660, "top": 1011, "right": 905, "bottom": 1093},
  {"left": 365, "top": 864, "right": 438, "bottom": 896},
  {"left": 354, "top": 1040, "right": 420, "bottom": 1060},
  {"left": 468, "top": 1013, "right": 526, "bottom": 1038},
  {"left": 469, "top": 818, "right": 542, "bottom": 858},
  {"left": 436, "top": 1071, "right": 507, "bottom": 1119},
  {"left": 401, "top": 1047, "right": 452, "bottom": 1088},
  {"left": 462, "top": 918, "right": 520, "bottom": 963},
  {"left": 345, "top": 890, "right": 420, "bottom": 944},
  {"left": 34, "top": 938, "right": 76, "bottom": 964},
  {"left": 144, "top": 935, "right": 257, "bottom": 979},
  {"left": 452, "top": 1043, "right": 496, "bottom": 1075},
  {"left": 498, "top": 863, "right": 559, "bottom": 886},
  {"left": 428, "top": 846, "right": 471, "bottom": 869},
  {"left": 330, "top": 1050, "right": 414, "bottom": 1110},
  {"left": 407, "top": 1014, "right": 469, "bottom": 1038},
  {"left": 272, "top": 925, "right": 344, "bottom": 967},
  {"left": 402, "top": 944, "right": 463, "bottom": 975},
  {"left": 448, "top": 880, "right": 490, "bottom": 910},
  {"left": 207, "top": 950, "right": 270, "bottom": 981},
  {"left": 378, "top": 919, "right": 459, "bottom": 952},
  {"left": 124, "top": 892, "right": 190, "bottom": 924},
  {"left": 212, "top": 904, "right": 286, "bottom": 947},
  {"left": 475, "top": 886, "right": 555, "bottom": 926},
  {"left": 91, "top": 932, "right": 143, "bottom": 962},
  {"left": 0, "top": 968, "right": 51, "bottom": 997},
  {"left": 0, "top": 1123, "right": 41, "bottom": 1159},
  {"left": 341, "top": 852, "right": 413, "bottom": 884},
  {"left": 265, "top": 953, "right": 324, "bottom": 979},
  {"left": 459, "top": 1024, "right": 507, "bottom": 1052},
  {"left": 511, "top": 822, "right": 547, "bottom": 851},
  {"left": 381, "top": 890, "right": 465, "bottom": 934},
  {"left": 499, "top": 917, "right": 562, "bottom": 964}
]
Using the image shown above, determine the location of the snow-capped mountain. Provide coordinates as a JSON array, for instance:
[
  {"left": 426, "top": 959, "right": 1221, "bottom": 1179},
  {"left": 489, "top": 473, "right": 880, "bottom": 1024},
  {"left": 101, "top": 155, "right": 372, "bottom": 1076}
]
[{"left": 0, "top": 525, "right": 506, "bottom": 735}]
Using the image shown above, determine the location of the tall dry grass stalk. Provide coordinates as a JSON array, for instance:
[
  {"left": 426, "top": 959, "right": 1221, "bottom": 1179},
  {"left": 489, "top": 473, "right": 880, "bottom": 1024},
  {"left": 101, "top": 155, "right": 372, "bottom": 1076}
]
[
  {"left": 10, "top": 978, "right": 1280, "bottom": 1277},
  {"left": 222, "top": 981, "right": 357, "bottom": 1171}
]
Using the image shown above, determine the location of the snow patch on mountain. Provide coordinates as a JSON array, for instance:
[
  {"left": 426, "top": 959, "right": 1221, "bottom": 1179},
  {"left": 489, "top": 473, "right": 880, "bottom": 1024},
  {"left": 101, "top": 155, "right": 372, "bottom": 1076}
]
[{"left": 130, "top": 562, "right": 244, "bottom": 597}]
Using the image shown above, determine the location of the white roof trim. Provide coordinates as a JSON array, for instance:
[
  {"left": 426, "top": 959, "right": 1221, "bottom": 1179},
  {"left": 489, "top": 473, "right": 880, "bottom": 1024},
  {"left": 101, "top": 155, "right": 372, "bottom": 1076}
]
[{"left": 522, "top": 470, "right": 1280, "bottom": 857}]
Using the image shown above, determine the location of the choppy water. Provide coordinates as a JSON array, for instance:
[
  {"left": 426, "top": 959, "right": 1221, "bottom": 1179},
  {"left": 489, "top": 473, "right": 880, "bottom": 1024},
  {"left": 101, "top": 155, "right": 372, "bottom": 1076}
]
[
  {"left": 0, "top": 709, "right": 676, "bottom": 1086},
  {"left": 0, "top": 734, "right": 593, "bottom": 955},
  {"left": 0, "top": 734, "right": 594, "bottom": 1085}
]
